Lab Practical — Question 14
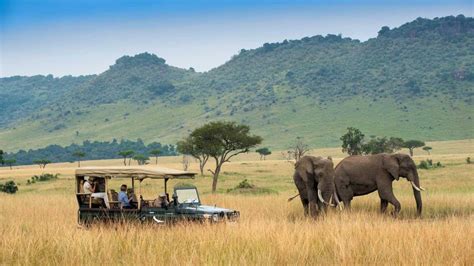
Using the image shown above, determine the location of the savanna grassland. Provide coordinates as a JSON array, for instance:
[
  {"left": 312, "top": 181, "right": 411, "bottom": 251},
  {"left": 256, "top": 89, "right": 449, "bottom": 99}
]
[{"left": 0, "top": 140, "right": 473, "bottom": 265}]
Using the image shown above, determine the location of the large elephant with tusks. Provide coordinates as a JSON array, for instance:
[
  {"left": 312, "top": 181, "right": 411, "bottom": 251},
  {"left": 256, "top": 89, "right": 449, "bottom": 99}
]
[
  {"left": 293, "top": 156, "right": 338, "bottom": 217},
  {"left": 335, "top": 153, "right": 424, "bottom": 216}
]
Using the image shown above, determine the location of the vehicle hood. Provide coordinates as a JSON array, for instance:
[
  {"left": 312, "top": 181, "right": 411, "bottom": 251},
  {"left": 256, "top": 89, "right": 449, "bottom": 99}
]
[{"left": 181, "top": 205, "right": 236, "bottom": 214}]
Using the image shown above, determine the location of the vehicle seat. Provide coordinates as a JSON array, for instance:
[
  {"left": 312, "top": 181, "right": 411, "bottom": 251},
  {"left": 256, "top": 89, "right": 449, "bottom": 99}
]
[
  {"left": 79, "top": 180, "right": 85, "bottom": 193},
  {"left": 108, "top": 189, "right": 121, "bottom": 209},
  {"left": 77, "top": 180, "right": 103, "bottom": 207}
]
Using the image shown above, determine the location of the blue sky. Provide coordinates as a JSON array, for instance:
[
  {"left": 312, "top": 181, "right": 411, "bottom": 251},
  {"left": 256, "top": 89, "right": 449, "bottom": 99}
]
[{"left": 0, "top": 0, "right": 472, "bottom": 77}]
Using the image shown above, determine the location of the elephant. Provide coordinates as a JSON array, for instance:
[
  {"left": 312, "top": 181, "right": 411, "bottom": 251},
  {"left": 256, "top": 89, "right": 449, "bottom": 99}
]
[
  {"left": 292, "top": 156, "right": 338, "bottom": 217},
  {"left": 334, "top": 153, "right": 424, "bottom": 216}
]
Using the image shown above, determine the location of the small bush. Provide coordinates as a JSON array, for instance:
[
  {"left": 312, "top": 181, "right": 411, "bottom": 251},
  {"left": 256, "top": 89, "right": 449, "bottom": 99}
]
[
  {"left": 467, "top": 157, "right": 471, "bottom": 164},
  {"left": 227, "top": 179, "right": 277, "bottom": 195},
  {"left": 418, "top": 160, "right": 429, "bottom": 169},
  {"left": 418, "top": 160, "right": 443, "bottom": 170},
  {"left": 29, "top": 173, "right": 59, "bottom": 184},
  {"left": 1, "top": 181, "right": 18, "bottom": 194},
  {"left": 236, "top": 179, "right": 254, "bottom": 189}
]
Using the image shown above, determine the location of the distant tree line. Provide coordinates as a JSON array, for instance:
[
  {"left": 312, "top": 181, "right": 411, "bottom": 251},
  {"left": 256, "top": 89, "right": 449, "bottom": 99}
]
[
  {"left": 340, "top": 127, "right": 428, "bottom": 156},
  {"left": 2, "top": 139, "right": 176, "bottom": 166}
]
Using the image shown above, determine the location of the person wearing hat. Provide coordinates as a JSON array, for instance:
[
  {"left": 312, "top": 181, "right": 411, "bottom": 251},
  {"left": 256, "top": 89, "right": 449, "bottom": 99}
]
[
  {"left": 83, "top": 176, "right": 110, "bottom": 208},
  {"left": 153, "top": 193, "right": 169, "bottom": 208}
]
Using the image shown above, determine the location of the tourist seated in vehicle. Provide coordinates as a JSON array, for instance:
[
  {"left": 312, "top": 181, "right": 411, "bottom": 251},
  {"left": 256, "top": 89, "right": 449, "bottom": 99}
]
[
  {"left": 127, "top": 188, "right": 138, "bottom": 207},
  {"left": 153, "top": 193, "right": 169, "bottom": 208},
  {"left": 83, "top": 176, "right": 110, "bottom": 208},
  {"left": 118, "top": 184, "right": 135, "bottom": 209}
]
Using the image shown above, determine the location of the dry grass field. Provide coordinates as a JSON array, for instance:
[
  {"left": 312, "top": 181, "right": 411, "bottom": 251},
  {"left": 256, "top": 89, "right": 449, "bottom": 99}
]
[{"left": 0, "top": 139, "right": 473, "bottom": 265}]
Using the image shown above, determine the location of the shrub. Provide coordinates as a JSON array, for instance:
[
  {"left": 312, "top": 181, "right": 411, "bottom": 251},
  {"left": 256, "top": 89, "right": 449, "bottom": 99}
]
[
  {"left": 467, "top": 157, "right": 471, "bottom": 164},
  {"left": 226, "top": 179, "right": 277, "bottom": 195},
  {"left": 418, "top": 160, "right": 443, "bottom": 170},
  {"left": 1, "top": 181, "right": 18, "bottom": 194},
  {"left": 236, "top": 179, "right": 254, "bottom": 189},
  {"left": 418, "top": 160, "right": 429, "bottom": 169},
  {"left": 29, "top": 173, "right": 59, "bottom": 183}
]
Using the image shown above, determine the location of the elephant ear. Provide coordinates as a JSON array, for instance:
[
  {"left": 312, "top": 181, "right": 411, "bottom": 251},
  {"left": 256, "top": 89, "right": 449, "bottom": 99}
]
[
  {"left": 383, "top": 154, "right": 400, "bottom": 180},
  {"left": 297, "top": 157, "right": 315, "bottom": 175}
]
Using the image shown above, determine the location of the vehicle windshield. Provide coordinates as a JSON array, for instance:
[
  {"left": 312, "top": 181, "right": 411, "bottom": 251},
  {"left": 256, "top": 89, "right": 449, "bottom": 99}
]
[{"left": 175, "top": 188, "right": 200, "bottom": 204}]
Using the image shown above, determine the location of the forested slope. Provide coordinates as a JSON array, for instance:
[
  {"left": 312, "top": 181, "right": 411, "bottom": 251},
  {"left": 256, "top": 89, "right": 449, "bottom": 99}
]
[{"left": 0, "top": 15, "right": 472, "bottom": 151}]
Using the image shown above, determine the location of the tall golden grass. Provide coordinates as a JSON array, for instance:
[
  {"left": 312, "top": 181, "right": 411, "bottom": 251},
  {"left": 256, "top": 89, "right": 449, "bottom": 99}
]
[{"left": 0, "top": 140, "right": 473, "bottom": 264}]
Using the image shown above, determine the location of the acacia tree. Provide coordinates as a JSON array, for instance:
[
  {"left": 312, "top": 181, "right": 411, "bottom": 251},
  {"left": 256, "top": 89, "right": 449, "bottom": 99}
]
[
  {"left": 4, "top": 159, "right": 16, "bottom": 170},
  {"left": 422, "top": 146, "right": 432, "bottom": 155},
  {"left": 72, "top": 151, "right": 86, "bottom": 167},
  {"left": 403, "top": 140, "right": 425, "bottom": 156},
  {"left": 0, "top": 150, "right": 4, "bottom": 165},
  {"left": 340, "top": 127, "right": 365, "bottom": 155},
  {"left": 133, "top": 154, "right": 149, "bottom": 165},
  {"left": 177, "top": 137, "right": 209, "bottom": 176},
  {"left": 256, "top": 147, "right": 272, "bottom": 160},
  {"left": 362, "top": 137, "right": 404, "bottom": 154},
  {"left": 118, "top": 150, "right": 135, "bottom": 166},
  {"left": 284, "top": 137, "right": 309, "bottom": 162},
  {"left": 181, "top": 155, "right": 191, "bottom": 171},
  {"left": 189, "top": 121, "right": 262, "bottom": 193},
  {"left": 34, "top": 159, "right": 51, "bottom": 169},
  {"left": 149, "top": 149, "right": 161, "bottom": 165}
]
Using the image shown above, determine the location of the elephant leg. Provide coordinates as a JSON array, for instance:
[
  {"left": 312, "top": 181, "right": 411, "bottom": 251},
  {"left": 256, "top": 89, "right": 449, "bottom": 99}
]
[
  {"left": 386, "top": 195, "right": 401, "bottom": 216},
  {"left": 294, "top": 173, "right": 309, "bottom": 216},
  {"left": 315, "top": 182, "right": 325, "bottom": 212},
  {"left": 335, "top": 180, "right": 353, "bottom": 211},
  {"left": 301, "top": 198, "right": 309, "bottom": 216},
  {"left": 377, "top": 180, "right": 401, "bottom": 216},
  {"left": 317, "top": 199, "right": 325, "bottom": 213},
  {"left": 380, "top": 199, "right": 389, "bottom": 213},
  {"left": 343, "top": 200, "right": 351, "bottom": 210},
  {"left": 306, "top": 179, "right": 319, "bottom": 218}
]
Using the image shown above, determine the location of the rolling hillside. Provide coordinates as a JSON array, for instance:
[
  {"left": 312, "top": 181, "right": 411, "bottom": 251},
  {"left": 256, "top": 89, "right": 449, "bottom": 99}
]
[{"left": 1, "top": 15, "right": 473, "bottom": 151}]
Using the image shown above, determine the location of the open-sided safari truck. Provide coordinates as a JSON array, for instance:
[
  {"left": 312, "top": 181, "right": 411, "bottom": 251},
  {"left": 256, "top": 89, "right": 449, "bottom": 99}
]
[{"left": 75, "top": 166, "right": 239, "bottom": 225}]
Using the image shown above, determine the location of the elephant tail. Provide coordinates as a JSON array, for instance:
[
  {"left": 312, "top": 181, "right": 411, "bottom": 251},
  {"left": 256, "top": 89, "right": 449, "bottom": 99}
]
[{"left": 288, "top": 193, "right": 300, "bottom": 202}]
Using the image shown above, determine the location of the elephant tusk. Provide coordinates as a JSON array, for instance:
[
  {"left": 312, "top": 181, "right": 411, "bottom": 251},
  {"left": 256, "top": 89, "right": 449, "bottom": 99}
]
[
  {"left": 318, "top": 189, "right": 335, "bottom": 206},
  {"left": 333, "top": 191, "right": 340, "bottom": 204},
  {"left": 328, "top": 195, "right": 335, "bottom": 207},
  {"left": 338, "top": 202, "right": 344, "bottom": 211},
  {"left": 332, "top": 191, "right": 344, "bottom": 210},
  {"left": 410, "top": 181, "right": 425, "bottom": 192},
  {"left": 318, "top": 189, "right": 325, "bottom": 203}
]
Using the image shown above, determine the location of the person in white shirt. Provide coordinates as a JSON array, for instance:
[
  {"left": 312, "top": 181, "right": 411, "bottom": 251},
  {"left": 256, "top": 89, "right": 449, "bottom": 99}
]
[{"left": 83, "top": 177, "right": 110, "bottom": 208}]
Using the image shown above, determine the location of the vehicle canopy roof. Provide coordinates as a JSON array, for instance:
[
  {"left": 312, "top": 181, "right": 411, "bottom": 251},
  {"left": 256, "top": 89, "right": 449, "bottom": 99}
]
[{"left": 75, "top": 166, "right": 196, "bottom": 181}]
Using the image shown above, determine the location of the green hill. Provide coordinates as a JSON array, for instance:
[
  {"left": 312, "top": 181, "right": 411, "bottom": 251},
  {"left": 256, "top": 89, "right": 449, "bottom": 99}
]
[{"left": 0, "top": 15, "right": 473, "bottom": 151}]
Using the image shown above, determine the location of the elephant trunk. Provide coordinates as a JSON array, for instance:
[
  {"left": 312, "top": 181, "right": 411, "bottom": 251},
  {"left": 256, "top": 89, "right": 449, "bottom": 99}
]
[
  {"left": 412, "top": 171, "right": 423, "bottom": 216},
  {"left": 318, "top": 187, "right": 336, "bottom": 207}
]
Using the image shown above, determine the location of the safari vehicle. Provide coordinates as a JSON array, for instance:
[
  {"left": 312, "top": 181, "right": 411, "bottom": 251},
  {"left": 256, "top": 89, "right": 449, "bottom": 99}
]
[{"left": 75, "top": 166, "right": 240, "bottom": 225}]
